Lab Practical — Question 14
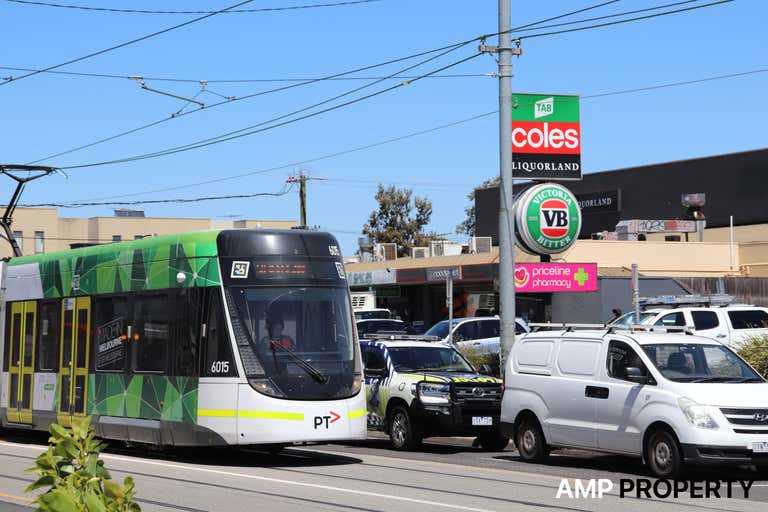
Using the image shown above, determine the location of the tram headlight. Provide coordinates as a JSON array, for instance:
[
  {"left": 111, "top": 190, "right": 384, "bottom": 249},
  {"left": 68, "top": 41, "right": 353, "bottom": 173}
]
[
  {"left": 351, "top": 373, "right": 363, "bottom": 394},
  {"left": 248, "top": 378, "right": 286, "bottom": 398}
]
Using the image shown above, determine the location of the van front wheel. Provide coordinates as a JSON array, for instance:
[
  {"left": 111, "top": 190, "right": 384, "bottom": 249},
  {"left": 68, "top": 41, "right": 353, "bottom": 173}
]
[
  {"left": 516, "top": 417, "right": 548, "bottom": 463},
  {"left": 646, "top": 429, "right": 684, "bottom": 478}
]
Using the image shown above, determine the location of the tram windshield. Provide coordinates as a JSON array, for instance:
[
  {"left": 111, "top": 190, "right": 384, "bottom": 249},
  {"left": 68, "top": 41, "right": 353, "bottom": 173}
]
[{"left": 227, "top": 286, "right": 361, "bottom": 400}]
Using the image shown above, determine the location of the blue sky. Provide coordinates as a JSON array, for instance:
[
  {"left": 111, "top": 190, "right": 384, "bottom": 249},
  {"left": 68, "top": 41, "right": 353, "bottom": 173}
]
[{"left": 1, "top": 0, "right": 765, "bottom": 254}]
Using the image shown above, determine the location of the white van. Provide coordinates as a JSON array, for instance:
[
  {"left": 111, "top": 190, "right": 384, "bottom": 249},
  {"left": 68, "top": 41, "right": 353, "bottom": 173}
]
[{"left": 501, "top": 329, "right": 768, "bottom": 477}]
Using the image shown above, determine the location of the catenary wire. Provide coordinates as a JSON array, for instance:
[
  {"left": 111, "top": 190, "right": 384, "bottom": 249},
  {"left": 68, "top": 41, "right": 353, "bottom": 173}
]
[
  {"left": 1, "top": 0, "right": 382, "bottom": 14},
  {"left": 0, "top": 0, "right": 256, "bottom": 86},
  {"left": 22, "top": 0, "right": 628, "bottom": 163},
  {"left": 58, "top": 50, "right": 483, "bottom": 169},
  {"left": 26, "top": 41, "right": 473, "bottom": 164},
  {"left": 503, "top": 0, "right": 734, "bottom": 40},
  {"left": 51, "top": 64, "right": 768, "bottom": 205},
  {"left": 22, "top": 184, "right": 295, "bottom": 208}
]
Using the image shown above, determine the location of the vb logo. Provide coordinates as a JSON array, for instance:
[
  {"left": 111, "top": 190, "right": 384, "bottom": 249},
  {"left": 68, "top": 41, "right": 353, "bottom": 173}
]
[
  {"left": 313, "top": 411, "right": 341, "bottom": 429},
  {"left": 540, "top": 199, "right": 569, "bottom": 238}
]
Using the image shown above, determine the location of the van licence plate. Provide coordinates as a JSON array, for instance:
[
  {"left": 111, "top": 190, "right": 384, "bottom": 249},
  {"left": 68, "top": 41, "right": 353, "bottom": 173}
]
[
  {"left": 751, "top": 442, "right": 768, "bottom": 453},
  {"left": 472, "top": 416, "right": 493, "bottom": 426}
]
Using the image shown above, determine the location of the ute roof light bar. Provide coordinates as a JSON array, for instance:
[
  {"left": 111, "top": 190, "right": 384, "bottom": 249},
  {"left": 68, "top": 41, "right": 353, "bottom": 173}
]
[{"left": 638, "top": 294, "right": 736, "bottom": 308}]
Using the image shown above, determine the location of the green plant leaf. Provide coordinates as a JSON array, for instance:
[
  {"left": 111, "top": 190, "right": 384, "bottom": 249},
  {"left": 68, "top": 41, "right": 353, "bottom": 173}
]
[
  {"left": 85, "top": 492, "right": 107, "bottom": 512},
  {"left": 103, "top": 479, "right": 124, "bottom": 501},
  {"left": 24, "top": 475, "right": 56, "bottom": 493},
  {"left": 37, "top": 488, "right": 80, "bottom": 512}
]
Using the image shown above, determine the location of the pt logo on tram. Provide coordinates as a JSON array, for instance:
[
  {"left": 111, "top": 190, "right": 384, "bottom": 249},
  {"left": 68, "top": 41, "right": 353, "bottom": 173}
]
[{"left": 314, "top": 411, "right": 341, "bottom": 429}]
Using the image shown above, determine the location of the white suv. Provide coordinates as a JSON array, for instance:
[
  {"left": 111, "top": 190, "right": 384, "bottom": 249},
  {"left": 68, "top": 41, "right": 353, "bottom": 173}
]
[
  {"left": 424, "top": 317, "right": 530, "bottom": 354},
  {"left": 611, "top": 307, "right": 768, "bottom": 345},
  {"left": 501, "top": 329, "right": 768, "bottom": 477}
]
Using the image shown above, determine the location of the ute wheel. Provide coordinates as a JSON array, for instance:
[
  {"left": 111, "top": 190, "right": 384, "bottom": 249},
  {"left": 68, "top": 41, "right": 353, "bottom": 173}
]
[
  {"left": 516, "top": 416, "right": 548, "bottom": 463},
  {"left": 646, "top": 429, "right": 684, "bottom": 478},
  {"left": 388, "top": 406, "right": 421, "bottom": 450},
  {"left": 478, "top": 432, "right": 510, "bottom": 452}
]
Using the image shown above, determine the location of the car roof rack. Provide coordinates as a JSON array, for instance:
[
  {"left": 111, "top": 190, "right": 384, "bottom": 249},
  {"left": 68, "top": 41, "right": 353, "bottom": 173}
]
[
  {"left": 362, "top": 333, "right": 441, "bottom": 342},
  {"left": 638, "top": 294, "right": 736, "bottom": 309},
  {"left": 528, "top": 322, "right": 607, "bottom": 333}
]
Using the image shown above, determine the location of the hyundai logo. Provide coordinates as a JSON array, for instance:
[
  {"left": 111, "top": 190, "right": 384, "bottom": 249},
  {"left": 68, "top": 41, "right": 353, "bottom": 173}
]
[{"left": 754, "top": 413, "right": 768, "bottom": 422}]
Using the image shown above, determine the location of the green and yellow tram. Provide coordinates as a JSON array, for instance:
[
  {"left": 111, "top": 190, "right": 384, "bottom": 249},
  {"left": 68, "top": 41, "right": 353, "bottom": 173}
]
[{"left": 0, "top": 229, "right": 365, "bottom": 446}]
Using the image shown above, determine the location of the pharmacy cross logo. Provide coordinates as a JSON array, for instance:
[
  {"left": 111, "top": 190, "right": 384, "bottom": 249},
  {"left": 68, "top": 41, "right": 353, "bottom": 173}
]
[{"left": 574, "top": 267, "right": 590, "bottom": 286}]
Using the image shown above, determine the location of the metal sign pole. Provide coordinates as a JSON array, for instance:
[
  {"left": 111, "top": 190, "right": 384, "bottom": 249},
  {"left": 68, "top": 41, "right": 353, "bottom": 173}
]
[
  {"left": 447, "top": 275, "right": 454, "bottom": 345},
  {"left": 632, "top": 263, "right": 640, "bottom": 322}
]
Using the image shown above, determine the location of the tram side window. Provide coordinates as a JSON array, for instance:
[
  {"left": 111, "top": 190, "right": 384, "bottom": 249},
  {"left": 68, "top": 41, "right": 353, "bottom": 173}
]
[
  {"left": 202, "top": 291, "right": 237, "bottom": 377},
  {"left": 172, "top": 288, "right": 202, "bottom": 377},
  {"left": 3, "top": 306, "right": 10, "bottom": 372},
  {"left": 94, "top": 296, "right": 129, "bottom": 372},
  {"left": 132, "top": 294, "right": 168, "bottom": 373},
  {"left": 37, "top": 301, "right": 61, "bottom": 372}
]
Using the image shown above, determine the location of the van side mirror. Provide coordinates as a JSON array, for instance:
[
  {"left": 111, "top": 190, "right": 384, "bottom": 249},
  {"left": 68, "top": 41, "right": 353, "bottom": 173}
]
[{"left": 625, "top": 367, "right": 647, "bottom": 384}]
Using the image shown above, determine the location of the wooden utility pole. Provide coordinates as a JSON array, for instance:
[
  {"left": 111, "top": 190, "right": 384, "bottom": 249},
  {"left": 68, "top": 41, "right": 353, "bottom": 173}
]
[{"left": 287, "top": 170, "right": 324, "bottom": 229}]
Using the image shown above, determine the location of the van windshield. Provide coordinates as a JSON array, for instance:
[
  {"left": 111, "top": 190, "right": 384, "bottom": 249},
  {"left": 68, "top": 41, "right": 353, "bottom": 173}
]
[{"left": 642, "top": 344, "right": 764, "bottom": 383}]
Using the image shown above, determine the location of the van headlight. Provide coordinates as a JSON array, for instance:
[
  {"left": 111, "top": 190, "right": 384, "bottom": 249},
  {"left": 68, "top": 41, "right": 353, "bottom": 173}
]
[
  {"left": 678, "top": 397, "right": 718, "bottom": 429},
  {"left": 417, "top": 382, "right": 451, "bottom": 404}
]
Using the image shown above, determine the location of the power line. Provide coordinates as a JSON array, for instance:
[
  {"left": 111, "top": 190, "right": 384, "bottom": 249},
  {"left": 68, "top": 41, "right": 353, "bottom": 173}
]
[
  {"left": 513, "top": 0, "right": 734, "bottom": 40},
  {"left": 27, "top": 41, "right": 475, "bottom": 164},
  {"left": 0, "top": 67, "right": 490, "bottom": 83},
  {"left": 52, "top": 64, "right": 768, "bottom": 205},
  {"left": 2, "top": 0, "right": 382, "bottom": 14},
  {"left": 21, "top": 184, "right": 295, "bottom": 208},
  {"left": 22, "top": 1, "right": 628, "bottom": 163},
  {"left": 59, "top": 49, "right": 483, "bottom": 170},
  {"left": 0, "top": 0, "right": 256, "bottom": 86}
]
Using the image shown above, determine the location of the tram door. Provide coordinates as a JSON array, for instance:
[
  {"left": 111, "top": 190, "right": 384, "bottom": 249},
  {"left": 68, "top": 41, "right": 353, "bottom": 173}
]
[
  {"left": 6, "top": 301, "right": 37, "bottom": 424},
  {"left": 58, "top": 297, "right": 91, "bottom": 427}
]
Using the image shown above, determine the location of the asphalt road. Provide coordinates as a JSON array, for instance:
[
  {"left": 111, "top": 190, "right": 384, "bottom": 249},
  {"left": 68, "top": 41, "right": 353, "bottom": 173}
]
[{"left": 0, "top": 430, "right": 765, "bottom": 512}]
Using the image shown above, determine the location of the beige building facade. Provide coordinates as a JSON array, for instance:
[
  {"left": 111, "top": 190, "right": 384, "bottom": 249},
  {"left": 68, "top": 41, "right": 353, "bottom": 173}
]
[{"left": 1, "top": 208, "right": 296, "bottom": 258}]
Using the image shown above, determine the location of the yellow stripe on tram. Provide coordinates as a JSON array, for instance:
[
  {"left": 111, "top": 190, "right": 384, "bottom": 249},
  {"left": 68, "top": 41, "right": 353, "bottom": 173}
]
[
  {"left": 238, "top": 410, "right": 304, "bottom": 421},
  {"left": 197, "top": 409, "right": 236, "bottom": 418},
  {"left": 348, "top": 409, "right": 366, "bottom": 420}
]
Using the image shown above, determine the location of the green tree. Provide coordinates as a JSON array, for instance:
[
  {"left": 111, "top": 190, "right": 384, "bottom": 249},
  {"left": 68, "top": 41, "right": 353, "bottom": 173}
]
[
  {"left": 26, "top": 417, "right": 141, "bottom": 512},
  {"left": 456, "top": 175, "right": 500, "bottom": 235},
  {"left": 363, "top": 184, "right": 440, "bottom": 256}
]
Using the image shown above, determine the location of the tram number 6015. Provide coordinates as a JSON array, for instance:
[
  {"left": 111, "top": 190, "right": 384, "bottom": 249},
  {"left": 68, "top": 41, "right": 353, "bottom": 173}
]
[{"left": 210, "top": 361, "right": 230, "bottom": 374}]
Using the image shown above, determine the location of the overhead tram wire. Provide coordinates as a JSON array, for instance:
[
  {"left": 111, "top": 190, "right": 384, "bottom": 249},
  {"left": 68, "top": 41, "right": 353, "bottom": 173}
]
[
  {"left": 0, "top": 0, "right": 257, "bottom": 86},
  {"left": 27, "top": 41, "right": 475, "bottom": 164},
  {"left": 1, "top": 0, "right": 383, "bottom": 14},
  {"left": 55, "top": 63, "right": 768, "bottom": 205},
  {"left": 22, "top": 184, "right": 296, "bottom": 208},
  {"left": 24, "top": 0, "right": 629, "bottom": 164},
  {"left": 58, "top": 49, "right": 484, "bottom": 170},
  {"left": 495, "top": 0, "right": 735, "bottom": 40}
]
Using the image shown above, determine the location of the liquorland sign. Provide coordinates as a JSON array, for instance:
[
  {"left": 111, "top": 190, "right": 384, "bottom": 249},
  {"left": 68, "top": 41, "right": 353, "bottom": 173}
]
[
  {"left": 514, "top": 183, "right": 582, "bottom": 255},
  {"left": 511, "top": 93, "right": 581, "bottom": 180}
]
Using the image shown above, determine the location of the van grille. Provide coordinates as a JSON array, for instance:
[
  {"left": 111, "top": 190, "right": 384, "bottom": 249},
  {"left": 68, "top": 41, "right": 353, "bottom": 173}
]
[
  {"left": 720, "top": 408, "right": 768, "bottom": 426},
  {"left": 454, "top": 385, "right": 502, "bottom": 401}
]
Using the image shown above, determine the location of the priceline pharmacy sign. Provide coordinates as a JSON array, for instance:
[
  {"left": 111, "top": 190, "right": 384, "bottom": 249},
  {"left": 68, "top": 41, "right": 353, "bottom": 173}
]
[{"left": 511, "top": 93, "right": 581, "bottom": 180}]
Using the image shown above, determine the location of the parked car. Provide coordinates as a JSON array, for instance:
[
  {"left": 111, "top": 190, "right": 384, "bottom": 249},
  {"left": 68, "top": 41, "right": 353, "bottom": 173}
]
[
  {"left": 610, "top": 306, "right": 768, "bottom": 345},
  {"left": 360, "top": 339, "right": 509, "bottom": 451},
  {"left": 501, "top": 328, "right": 768, "bottom": 478},
  {"left": 424, "top": 316, "right": 531, "bottom": 354},
  {"left": 354, "top": 308, "right": 392, "bottom": 321},
  {"left": 356, "top": 319, "right": 415, "bottom": 336}
]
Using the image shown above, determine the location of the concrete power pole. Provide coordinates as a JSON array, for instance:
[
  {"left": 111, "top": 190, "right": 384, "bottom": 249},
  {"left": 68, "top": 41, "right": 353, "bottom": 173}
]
[{"left": 497, "top": 0, "right": 518, "bottom": 371}]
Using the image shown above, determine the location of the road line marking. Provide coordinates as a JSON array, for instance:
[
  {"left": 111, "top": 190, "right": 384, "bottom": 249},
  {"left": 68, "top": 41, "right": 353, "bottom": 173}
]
[
  {"left": 313, "top": 448, "right": 564, "bottom": 481},
  {"left": 98, "top": 453, "right": 497, "bottom": 512},
  {"left": 0, "top": 491, "right": 34, "bottom": 503}
]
